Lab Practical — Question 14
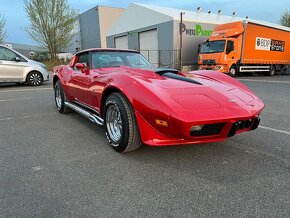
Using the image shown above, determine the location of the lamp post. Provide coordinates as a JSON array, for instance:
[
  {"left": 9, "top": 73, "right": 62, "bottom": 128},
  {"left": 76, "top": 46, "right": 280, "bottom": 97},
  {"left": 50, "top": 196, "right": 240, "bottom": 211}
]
[{"left": 179, "top": 12, "right": 185, "bottom": 70}]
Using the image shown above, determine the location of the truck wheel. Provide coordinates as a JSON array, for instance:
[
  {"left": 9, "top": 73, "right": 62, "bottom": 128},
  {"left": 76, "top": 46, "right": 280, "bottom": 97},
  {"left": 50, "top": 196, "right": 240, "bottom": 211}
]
[
  {"left": 267, "top": 65, "right": 276, "bottom": 76},
  {"left": 26, "top": 71, "right": 43, "bottom": 86},
  {"left": 54, "top": 80, "right": 72, "bottom": 114},
  {"left": 105, "top": 93, "right": 142, "bottom": 153},
  {"left": 229, "top": 65, "right": 238, "bottom": 77}
]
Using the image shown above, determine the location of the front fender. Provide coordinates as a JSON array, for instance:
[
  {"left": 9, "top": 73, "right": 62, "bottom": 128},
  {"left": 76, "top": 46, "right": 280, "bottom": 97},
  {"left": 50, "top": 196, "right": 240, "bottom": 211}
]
[
  {"left": 186, "top": 70, "right": 254, "bottom": 94},
  {"left": 23, "top": 65, "right": 49, "bottom": 82},
  {"left": 120, "top": 81, "right": 182, "bottom": 139}
]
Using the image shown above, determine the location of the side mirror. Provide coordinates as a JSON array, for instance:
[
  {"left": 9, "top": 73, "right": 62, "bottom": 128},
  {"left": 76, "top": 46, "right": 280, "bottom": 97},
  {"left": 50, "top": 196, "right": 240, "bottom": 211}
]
[
  {"left": 75, "top": 63, "right": 90, "bottom": 74},
  {"left": 75, "top": 63, "right": 85, "bottom": 71}
]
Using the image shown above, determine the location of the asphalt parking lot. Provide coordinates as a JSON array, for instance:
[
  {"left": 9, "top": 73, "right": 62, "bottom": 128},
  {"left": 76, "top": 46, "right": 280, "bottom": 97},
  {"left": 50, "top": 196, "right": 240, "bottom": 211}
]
[{"left": 1, "top": 73, "right": 290, "bottom": 217}]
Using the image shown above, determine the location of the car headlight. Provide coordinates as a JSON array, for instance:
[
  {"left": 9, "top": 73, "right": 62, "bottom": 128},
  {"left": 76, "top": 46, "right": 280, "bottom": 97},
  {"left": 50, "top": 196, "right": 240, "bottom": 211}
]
[
  {"left": 215, "top": 66, "right": 223, "bottom": 70},
  {"left": 190, "top": 125, "right": 204, "bottom": 131}
]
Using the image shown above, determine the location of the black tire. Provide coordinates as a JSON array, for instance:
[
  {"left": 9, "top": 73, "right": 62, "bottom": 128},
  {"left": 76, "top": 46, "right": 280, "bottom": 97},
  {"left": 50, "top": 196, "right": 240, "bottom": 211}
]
[
  {"left": 26, "top": 71, "right": 43, "bottom": 86},
  {"left": 229, "top": 65, "right": 238, "bottom": 77},
  {"left": 104, "top": 92, "right": 142, "bottom": 153},
  {"left": 54, "top": 80, "right": 72, "bottom": 114},
  {"left": 267, "top": 65, "right": 276, "bottom": 76}
]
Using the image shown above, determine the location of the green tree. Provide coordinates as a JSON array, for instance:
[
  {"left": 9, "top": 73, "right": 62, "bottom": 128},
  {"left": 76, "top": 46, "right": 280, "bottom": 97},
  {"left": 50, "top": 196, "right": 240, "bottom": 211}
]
[
  {"left": 24, "top": 0, "right": 76, "bottom": 60},
  {"left": 0, "top": 14, "right": 6, "bottom": 43},
  {"left": 280, "top": 10, "right": 290, "bottom": 27}
]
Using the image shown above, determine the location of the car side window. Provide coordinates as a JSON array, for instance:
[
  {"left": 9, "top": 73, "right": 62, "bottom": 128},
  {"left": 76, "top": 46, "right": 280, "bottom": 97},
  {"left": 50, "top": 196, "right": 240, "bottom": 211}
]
[
  {"left": 0, "top": 47, "right": 17, "bottom": 61},
  {"left": 226, "top": 40, "right": 234, "bottom": 54},
  {"left": 91, "top": 53, "right": 125, "bottom": 68},
  {"left": 75, "top": 53, "right": 89, "bottom": 70}
]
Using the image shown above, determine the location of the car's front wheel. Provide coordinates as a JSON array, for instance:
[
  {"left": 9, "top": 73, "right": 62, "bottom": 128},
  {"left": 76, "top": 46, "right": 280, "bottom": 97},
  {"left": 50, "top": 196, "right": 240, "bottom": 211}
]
[
  {"left": 26, "top": 71, "right": 43, "bottom": 86},
  {"left": 54, "top": 80, "right": 72, "bottom": 114},
  {"left": 229, "top": 65, "right": 238, "bottom": 77},
  {"left": 105, "top": 93, "right": 142, "bottom": 153}
]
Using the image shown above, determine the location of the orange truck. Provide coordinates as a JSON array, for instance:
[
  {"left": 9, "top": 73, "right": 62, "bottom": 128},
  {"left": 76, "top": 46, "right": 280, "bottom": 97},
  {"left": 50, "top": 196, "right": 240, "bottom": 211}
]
[{"left": 198, "top": 20, "right": 290, "bottom": 76}]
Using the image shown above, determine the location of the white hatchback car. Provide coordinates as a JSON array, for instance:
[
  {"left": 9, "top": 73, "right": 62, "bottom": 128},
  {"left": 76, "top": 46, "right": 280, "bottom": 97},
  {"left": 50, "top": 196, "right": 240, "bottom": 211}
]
[{"left": 0, "top": 44, "right": 49, "bottom": 85}]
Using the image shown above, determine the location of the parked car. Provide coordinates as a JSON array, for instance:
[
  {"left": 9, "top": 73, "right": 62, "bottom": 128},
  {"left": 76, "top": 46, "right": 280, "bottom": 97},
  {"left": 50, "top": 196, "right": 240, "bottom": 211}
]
[
  {"left": 53, "top": 48, "right": 264, "bottom": 153},
  {"left": 0, "top": 44, "right": 49, "bottom": 85}
]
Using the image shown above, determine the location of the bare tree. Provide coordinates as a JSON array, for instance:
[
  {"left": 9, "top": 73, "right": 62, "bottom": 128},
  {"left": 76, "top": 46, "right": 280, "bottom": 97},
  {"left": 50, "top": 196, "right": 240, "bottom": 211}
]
[
  {"left": 0, "top": 14, "right": 6, "bottom": 44},
  {"left": 24, "top": 0, "right": 76, "bottom": 60},
  {"left": 280, "top": 10, "right": 290, "bottom": 27}
]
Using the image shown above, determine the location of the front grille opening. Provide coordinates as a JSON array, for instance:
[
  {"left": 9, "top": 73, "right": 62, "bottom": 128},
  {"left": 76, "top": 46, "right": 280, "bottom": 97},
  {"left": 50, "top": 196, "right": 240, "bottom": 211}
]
[
  {"left": 236, "top": 119, "right": 254, "bottom": 130},
  {"left": 190, "top": 123, "right": 225, "bottom": 137}
]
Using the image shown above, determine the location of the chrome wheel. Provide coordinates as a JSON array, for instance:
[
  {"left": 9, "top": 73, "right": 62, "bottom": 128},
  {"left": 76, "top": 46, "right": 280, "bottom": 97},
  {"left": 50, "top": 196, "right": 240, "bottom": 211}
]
[
  {"left": 28, "top": 72, "right": 43, "bottom": 85},
  {"left": 229, "top": 65, "right": 237, "bottom": 77},
  {"left": 106, "top": 104, "right": 123, "bottom": 144},
  {"left": 55, "top": 86, "right": 62, "bottom": 109}
]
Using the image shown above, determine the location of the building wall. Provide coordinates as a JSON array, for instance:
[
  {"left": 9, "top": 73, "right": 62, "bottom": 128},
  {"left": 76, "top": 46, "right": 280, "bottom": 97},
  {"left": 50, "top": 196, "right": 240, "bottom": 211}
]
[
  {"left": 79, "top": 7, "right": 101, "bottom": 49},
  {"left": 173, "top": 20, "right": 217, "bottom": 68},
  {"left": 78, "top": 6, "right": 124, "bottom": 50},
  {"left": 98, "top": 6, "right": 124, "bottom": 48},
  {"left": 107, "top": 21, "right": 174, "bottom": 67},
  {"left": 67, "top": 18, "right": 82, "bottom": 54}
]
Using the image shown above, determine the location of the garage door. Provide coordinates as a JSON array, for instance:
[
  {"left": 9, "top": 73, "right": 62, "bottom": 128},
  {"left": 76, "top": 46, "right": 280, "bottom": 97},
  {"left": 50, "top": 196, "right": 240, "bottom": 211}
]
[
  {"left": 139, "top": 29, "right": 159, "bottom": 66},
  {"left": 115, "top": 36, "right": 128, "bottom": 49}
]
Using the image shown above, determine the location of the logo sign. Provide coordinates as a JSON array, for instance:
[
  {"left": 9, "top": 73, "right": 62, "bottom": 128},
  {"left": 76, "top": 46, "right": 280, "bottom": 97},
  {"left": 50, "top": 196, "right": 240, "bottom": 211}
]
[
  {"left": 255, "top": 37, "right": 271, "bottom": 50},
  {"left": 270, "top": 39, "right": 285, "bottom": 52},
  {"left": 256, "top": 37, "right": 285, "bottom": 52},
  {"left": 180, "top": 24, "right": 213, "bottom": 36}
]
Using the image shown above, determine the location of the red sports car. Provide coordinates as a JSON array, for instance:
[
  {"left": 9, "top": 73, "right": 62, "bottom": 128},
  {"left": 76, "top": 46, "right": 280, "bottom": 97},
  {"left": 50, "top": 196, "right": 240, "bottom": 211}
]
[{"left": 53, "top": 49, "right": 264, "bottom": 153}]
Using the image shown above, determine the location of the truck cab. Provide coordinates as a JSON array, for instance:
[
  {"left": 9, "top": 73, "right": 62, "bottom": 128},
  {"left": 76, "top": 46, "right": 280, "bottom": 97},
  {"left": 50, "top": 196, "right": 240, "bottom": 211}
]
[{"left": 198, "top": 21, "right": 244, "bottom": 76}]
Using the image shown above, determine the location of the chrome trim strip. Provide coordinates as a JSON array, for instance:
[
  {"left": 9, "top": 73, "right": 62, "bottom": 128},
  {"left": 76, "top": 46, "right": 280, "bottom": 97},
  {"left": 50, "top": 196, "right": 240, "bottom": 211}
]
[
  {"left": 72, "top": 100, "right": 100, "bottom": 115},
  {"left": 65, "top": 102, "right": 104, "bottom": 126}
]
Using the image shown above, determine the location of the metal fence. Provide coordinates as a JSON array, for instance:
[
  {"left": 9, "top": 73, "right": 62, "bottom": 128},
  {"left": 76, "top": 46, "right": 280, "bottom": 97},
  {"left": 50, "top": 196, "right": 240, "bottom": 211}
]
[{"left": 139, "top": 50, "right": 180, "bottom": 69}]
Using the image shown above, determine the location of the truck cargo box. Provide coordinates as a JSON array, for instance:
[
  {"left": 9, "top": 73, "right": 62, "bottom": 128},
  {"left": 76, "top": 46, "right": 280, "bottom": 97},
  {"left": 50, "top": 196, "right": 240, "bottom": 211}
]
[{"left": 242, "top": 22, "right": 290, "bottom": 65}]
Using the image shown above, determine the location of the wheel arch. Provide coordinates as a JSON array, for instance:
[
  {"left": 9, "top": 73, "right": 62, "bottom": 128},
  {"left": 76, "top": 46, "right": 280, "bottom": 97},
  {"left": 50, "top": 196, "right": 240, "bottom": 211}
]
[
  {"left": 100, "top": 86, "right": 124, "bottom": 118},
  {"left": 229, "top": 64, "right": 238, "bottom": 76},
  {"left": 53, "top": 75, "right": 60, "bottom": 88},
  {"left": 25, "top": 70, "right": 43, "bottom": 81}
]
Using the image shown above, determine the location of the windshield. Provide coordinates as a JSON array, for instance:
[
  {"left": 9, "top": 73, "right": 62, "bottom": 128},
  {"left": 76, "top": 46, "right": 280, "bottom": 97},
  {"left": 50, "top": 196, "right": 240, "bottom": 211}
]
[
  {"left": 200, "top": 40, "right": 226, "bottom": 54},
  {"left": 91, "top": 51, "right": 153, "bottom": 69}
]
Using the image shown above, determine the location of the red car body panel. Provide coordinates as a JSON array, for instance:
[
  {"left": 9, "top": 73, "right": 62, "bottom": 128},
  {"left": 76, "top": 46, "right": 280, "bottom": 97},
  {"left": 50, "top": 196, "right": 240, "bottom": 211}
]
[{"left": 53, "top": 49, "right": 264, "bottom": 147}]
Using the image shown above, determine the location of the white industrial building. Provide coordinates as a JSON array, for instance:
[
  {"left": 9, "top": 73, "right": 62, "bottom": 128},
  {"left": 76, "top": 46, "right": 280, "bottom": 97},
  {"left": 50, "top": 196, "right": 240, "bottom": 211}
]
[{"left": 106, "top": 3, "right": 243, "bottom": 68}]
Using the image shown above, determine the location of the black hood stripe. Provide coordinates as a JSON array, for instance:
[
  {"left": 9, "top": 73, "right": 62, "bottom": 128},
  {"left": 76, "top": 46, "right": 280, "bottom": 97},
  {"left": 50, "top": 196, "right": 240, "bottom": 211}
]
[{"left": 162, "top": 72, "right": 202, "bottom": 85}]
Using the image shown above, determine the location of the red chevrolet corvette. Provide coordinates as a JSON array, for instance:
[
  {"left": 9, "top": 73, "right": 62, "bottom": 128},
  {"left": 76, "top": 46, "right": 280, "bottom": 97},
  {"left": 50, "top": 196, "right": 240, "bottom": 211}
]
[{"left": 53, "top": 49, "right": 264, "bottom": 152}]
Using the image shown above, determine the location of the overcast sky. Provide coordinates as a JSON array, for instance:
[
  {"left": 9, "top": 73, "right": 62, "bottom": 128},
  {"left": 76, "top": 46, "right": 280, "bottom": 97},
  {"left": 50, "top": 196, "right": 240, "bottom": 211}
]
[{"left": 0, "top": 0, "right": 289, "bottom": 45}]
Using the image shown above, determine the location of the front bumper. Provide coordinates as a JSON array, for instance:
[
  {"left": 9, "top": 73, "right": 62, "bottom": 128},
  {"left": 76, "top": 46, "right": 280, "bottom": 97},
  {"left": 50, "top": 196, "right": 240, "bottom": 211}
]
[
  {"left": 199, "top": 65, "right": 229, "bottom": 73},
  {"left": 136, "top": 111, "right": 262, "bottom": 147},
  {"left": 44, "top": 73, "right": 50, "bottom": 81}
]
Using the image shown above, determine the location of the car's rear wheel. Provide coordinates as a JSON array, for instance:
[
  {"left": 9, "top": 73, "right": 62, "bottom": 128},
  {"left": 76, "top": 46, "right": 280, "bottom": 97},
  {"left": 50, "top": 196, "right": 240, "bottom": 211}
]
[
  {"left": 105, "top": 93, "right": 142, "bottom": 153},
  {"left": 54, "top": 80, "right": 72, "bottom": 114},
  {"left": 26, "top": 71, "right": 43, "bottom": 86}
]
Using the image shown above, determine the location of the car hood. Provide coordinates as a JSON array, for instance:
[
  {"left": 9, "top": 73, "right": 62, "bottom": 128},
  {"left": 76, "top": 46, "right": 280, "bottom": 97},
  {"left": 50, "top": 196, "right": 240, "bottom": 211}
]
[{"left": 120, "top": 66, "right": 264, "bottom": 116}]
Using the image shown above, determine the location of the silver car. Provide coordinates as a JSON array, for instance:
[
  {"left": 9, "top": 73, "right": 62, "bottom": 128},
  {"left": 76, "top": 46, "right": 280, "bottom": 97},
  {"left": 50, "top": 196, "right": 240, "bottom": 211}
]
[{"left": 0, "top": 44, "right": 49, "bottom": 85}]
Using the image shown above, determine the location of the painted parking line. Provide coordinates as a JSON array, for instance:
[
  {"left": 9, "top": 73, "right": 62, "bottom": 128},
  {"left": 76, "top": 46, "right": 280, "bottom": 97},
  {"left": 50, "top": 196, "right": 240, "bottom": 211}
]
[
  {"left": 260, "top": 125, "right": 290, "bottom": 136},
  {"left": 0, "top": 113, "right": 55, "bottom": 121},
  {"left": 0, "top": 87, "right": 52, "bottom": 93},
  {"left": 0, "top": 96, "right": 52, "bottom": 102},
  {"left": 238, "top": 79, "right": 290, "bottom": 84}
]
